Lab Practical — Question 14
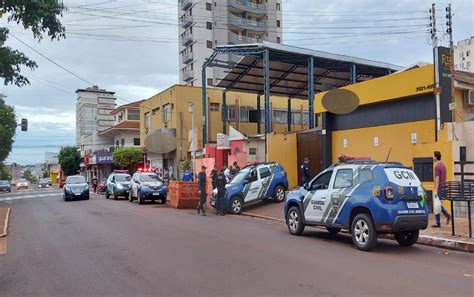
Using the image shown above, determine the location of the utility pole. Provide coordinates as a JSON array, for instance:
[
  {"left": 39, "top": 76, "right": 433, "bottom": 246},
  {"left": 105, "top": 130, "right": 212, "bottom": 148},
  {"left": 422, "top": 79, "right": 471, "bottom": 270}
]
[
  {"left": 188, "top": 102, "right": 195, "bottom": 177},
  {"left": 430, "top": 3, "right": 441, "bottom": 137},
  {"left": 446, "top": 3, "right": 455, "bottom": 121}
]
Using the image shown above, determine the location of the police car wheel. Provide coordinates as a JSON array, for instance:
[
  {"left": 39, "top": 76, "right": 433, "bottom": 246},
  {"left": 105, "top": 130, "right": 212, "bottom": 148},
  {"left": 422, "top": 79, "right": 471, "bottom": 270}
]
[
  {"left": 137, "top": 190, "right": 143, "bottom": 204},
  {"left": 113, "top": 191, "right": 118, "bottom": 200},
  {"left": 287, "top": 206, "right": 304, "bottom": 235},
  {"left": 161, "top": 198, "right": 167, "bottom": 204},
  {"left": 273, "top": 185, "right": 286, "bottom": 203},
  {"left": 351, "top": 213, "right": 378, "bottom": 251},
  {"left": 230, "top": 197, "right": 242, "bottom": 214},
  {"left": 394, "top": 230, "right": 419, "bottom": 247}
]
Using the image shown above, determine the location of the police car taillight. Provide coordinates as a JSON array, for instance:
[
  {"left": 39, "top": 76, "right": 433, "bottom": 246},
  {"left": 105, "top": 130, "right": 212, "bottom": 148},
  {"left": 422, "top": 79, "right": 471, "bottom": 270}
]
[{"left": 384, "top": 186, "right": 395, "bottom": 200}]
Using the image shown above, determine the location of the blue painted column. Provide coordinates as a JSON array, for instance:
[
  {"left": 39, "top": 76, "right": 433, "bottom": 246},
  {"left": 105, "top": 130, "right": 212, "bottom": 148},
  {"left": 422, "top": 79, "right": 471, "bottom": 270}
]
[
  {"left": 350, "top": 64, "right": 357, "bottom": 84},
  {"left": 308, "top": 57, "right": 315, "bottom": 129},
  {"left": 263, "top": 49, "right": 270, "bottom": 134},
  {"left": 222, "top": 91, "right": 227, "bottom": 134},
  {"left": 201, "top": 67, "right": 207, "bottom": 145},
  {"left": 257, "top": 94, "right": 261, "bottom": 134}
]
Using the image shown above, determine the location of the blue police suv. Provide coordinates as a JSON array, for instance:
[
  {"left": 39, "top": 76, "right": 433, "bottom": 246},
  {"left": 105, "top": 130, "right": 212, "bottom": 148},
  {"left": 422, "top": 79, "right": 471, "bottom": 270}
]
[
  {"left": 212, "top": 162, "right": 288, "bottom": 215},
  {"left": 284, "top": 160, "right": 428, "bottom": 251},
  {"left": 105, "top": 171, "right": 132, "bottom": 200},
  {"left": 129, "top": 171, "right": 167, "bottom": 205}
]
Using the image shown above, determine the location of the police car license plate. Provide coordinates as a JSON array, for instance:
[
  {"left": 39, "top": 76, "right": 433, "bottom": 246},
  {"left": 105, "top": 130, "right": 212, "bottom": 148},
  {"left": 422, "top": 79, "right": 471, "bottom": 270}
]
[
  {"left": 406, "top": 202, "right": 419, "bottom": 209},
  {"left": 152, "top": 192, "right": 160, "bottom": 196}
]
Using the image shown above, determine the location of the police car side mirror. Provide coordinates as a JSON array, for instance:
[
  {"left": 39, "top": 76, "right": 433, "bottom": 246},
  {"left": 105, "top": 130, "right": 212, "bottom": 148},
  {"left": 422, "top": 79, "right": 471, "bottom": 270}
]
[{"left": 303, "top": 183, "right": 309, "bottom": 191}]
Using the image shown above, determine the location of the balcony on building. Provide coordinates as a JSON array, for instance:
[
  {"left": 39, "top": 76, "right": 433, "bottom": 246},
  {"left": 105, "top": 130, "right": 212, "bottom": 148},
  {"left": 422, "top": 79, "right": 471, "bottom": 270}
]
[
  {"left": 228, "top": 31, "right": 261, "bottom": 45},
  {"left": 183, "top": 70, "right": 194, "bottom": 82},
  {"left": 181, "top": 15, "right": 193, "bottom": 29},
  {"left": 228, "top": 14, "right": 266, "bottom": 32},
  {"left": 182, "top": 51, "right": 194, "bottom": 64},
  {"left": 181, "top": 0, "right": 192, "bottom": 11},
  {"left": 228, "top": 0, "right": 265, "bottom": 16},
  {"left": 181, "top": 33, "right": 193, "bottom": 47}
]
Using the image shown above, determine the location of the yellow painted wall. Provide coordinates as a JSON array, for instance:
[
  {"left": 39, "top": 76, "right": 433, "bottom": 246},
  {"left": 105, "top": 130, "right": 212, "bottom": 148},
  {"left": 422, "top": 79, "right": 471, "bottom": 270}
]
[
  {"left": 266, "top": 132, "right": 298, "bottom": 188},
  {"left": 315, "top": 65, "right": 435, "bottom": 113},
  {"left": 140, "top": 85, "right": 309, "bottom": 162}
]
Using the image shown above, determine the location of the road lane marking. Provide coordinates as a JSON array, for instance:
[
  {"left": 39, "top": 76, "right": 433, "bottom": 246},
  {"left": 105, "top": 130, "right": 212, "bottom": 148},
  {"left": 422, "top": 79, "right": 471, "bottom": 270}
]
[
  {"left": 0, "top": 237, "right": 6, "bottom": 255},
  {"left": 0, "top": 193, "right": 60, "bottom": 202}
]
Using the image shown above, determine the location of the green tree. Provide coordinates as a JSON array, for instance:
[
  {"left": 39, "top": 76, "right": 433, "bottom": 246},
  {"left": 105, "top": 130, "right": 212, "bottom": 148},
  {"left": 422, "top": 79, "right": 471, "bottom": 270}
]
[
  {"left": 112, "top": 147, "right": 143, "bottom": 171},
  {"left": 58, "top": 146, "right": 81, "bottom": 176},
  {"left": 43, "top": 171, "right": 50, "bottom": 178},
  {"left": 0, "top": 98, "right": 16, "bottom": 162},
  {"left": 0, "top": 162, "right": 11, "bottom": 180},
  {"left": 1, "top": 1, "right": 66, "bottom": 86}
]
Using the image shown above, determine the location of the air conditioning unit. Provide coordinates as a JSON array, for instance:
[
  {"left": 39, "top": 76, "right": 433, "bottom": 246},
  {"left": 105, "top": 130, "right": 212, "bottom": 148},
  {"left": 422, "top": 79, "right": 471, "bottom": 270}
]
[{"left": 465, "top": 90, "right": 474, "bottom": 105}]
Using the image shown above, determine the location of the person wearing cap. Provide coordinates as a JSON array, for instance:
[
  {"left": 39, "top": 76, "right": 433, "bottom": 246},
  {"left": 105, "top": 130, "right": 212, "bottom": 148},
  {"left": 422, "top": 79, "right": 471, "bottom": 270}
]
[
  {"left": 301, "top": 157, "right": 311, "bottom": 185},
  {"left": 215, "top": 167, "right": 227, "bottom": 215},
  {"left": 197, "top": 165, "right": 207, "bottom": 216}
]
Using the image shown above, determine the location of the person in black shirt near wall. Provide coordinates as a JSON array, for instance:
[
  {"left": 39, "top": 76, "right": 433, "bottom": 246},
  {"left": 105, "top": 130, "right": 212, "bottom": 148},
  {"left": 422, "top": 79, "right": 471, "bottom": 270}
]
[
  {"left": 216, "top": 168, "right": 227, "bottom": 216},
  {"left": 197, "top": 166, "right": 207, "bottom": 216}
]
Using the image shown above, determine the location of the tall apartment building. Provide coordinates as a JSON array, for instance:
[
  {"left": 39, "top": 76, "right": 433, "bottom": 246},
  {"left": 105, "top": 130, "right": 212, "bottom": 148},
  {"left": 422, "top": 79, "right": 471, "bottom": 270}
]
[
  {"left": 454, "top": 37, "right": 473, "bottom": 73},
  {"left": 178, "top": 0, "right": 283, "bottom": 86},
  {"left": 76, "top": 86, "right": 117, "bottom": 156}
]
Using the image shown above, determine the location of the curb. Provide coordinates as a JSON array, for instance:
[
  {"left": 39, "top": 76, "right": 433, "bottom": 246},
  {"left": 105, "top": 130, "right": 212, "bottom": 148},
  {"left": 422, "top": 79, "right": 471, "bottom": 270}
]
[
  {"left": 241, "top": 211, "right": 473, "bottom": 253},
  {"left": 0, "top": 208, "right": 11, "bottom": 238}
]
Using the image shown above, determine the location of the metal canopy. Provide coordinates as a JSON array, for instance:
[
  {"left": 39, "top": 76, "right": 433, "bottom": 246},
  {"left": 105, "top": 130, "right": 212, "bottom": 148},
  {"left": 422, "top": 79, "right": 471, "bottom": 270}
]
[
  {"left": 201, "top": 41, "right": 402, "bottom": 144},
  {"left": 214, "top": 42, "right": 401, "bottom": 99}
]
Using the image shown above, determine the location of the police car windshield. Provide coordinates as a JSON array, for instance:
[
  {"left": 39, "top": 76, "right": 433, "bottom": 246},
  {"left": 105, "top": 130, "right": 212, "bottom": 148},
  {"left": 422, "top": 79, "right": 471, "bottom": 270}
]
[
  {"left": 231, "top": 169, "right": 250, "bottom": 184},
  {"left": 140, "top": 174, "right": 161, "bottom": 182},
  {"left": 116, "top": 174, "right": 131, "bottom": 182}
]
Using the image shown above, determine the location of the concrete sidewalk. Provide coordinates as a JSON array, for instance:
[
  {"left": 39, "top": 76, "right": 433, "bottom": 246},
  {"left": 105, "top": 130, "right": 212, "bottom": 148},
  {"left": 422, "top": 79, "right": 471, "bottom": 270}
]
[{"left": 241, "top": 201, "right": 474, "bottom": 253}]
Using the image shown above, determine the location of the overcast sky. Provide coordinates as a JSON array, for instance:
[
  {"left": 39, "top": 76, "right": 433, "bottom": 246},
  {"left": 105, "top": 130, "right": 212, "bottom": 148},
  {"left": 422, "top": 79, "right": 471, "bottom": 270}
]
[{"left": 1, "top": 0, "right": 472, "bottom": 165}]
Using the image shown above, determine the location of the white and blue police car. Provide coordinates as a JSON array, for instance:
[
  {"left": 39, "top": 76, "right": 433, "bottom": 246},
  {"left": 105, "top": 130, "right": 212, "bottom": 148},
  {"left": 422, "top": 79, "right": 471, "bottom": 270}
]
[
  {"left": 284, "top": 159, "right": 428, "bottom": 251},
  {"left": 212, "top": 162, "right": 289, "bottom": 214}
]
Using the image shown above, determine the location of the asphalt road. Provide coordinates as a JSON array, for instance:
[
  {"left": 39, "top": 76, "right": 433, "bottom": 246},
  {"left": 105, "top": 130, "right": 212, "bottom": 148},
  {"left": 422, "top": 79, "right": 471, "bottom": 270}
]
[{"left": 0, "top": 189, "right": 473, "bottom": 297}]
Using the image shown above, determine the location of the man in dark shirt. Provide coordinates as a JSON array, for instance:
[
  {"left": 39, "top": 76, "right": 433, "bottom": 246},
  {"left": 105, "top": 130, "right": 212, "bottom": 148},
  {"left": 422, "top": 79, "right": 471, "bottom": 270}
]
[
  {"left": 210, "top": 165, "right": 218, "bottom": 190},
  {"left": 216, "top": 168, "right": 227, "bottom": 216},
  {"left": 301, "top": 157, "right": 310, "bottom": 185},
  {"left": 432, "top": 151, "right": 451, "bottom": 228},
  {"left": 197, "top": 165, "right": 207, "bottom": 216}
]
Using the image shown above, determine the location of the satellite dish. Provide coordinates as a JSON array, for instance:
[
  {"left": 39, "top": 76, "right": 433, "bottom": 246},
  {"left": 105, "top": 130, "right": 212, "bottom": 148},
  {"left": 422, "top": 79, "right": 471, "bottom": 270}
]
[{"left": 322, "top": 89, "right": 359, "bottom": 114}]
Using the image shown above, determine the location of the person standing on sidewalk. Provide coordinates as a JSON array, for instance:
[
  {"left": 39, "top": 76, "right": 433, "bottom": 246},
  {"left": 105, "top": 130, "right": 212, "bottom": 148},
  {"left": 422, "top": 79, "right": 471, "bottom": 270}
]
[
  {"left": 216, "top": 168, "right": 227, "bottom": 216},
  {"left": 301, "top": 157, "right": 311, "bottom": 185},
  {"left": 210, "top": 165, "right": 218, "bottom": 190},
  {"left": 432, "top": 151, "right": 451, "bottom": 228},
  {"left": 197, "top": 165, "right": 207, "bottom": 216},
  {"left": 91, "top": 175, "right": 98, "bottom": 194}
]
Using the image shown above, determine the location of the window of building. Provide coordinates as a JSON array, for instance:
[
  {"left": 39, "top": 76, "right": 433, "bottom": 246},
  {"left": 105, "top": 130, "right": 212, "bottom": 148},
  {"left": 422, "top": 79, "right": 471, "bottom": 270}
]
[
  {"left": 207, "top": 40, "right": 213, "bottom": 49},
  {"left": 207, "top": 78, "right": 213, "bottom": 86},
  {"left": 206, "top": 2, "right": 212, "bottom": 11},
  {"left": 276, "top": 2, "right": 281, "bottom": 10},
  {"left": 115, "top": 140, "right": 119, "bottom": 147},
  {"left": 133, "top": 138, "right": 140, "bottom": 146},
  {"left": 249, "top": 148, "right": 257, "bottom": 155},
  {"left": 239, "top": 106, "right": 249, "bottom": 122},
  {"left": 128, "top": 109, "right": 140, "bottom": 120},
  {"left": 291, "top": 112, "right": 302, "bottom": 125},
  {"left": 273, "top": 110, "right": 287, "bottom": 124},
  {"left": 467, "top": 51, "right": 470, "bottom": 57},
  {"left": 302, "top": 112, "right": 309, "bottom": 125},
  {"left": 227, "top": 105, "right": 236, "bottom": 121},
  {"left": 163, "top": 104, "right": 172, "bottom": 123},
  {"left": 121, "top": 139, "right": 125, "bottom": 147},
  {"left": 276, "top": 20, "right": 281, "bottom": 27},
  {"left": 206, "top": 22, "right": 212, "bottom": 30},
  {"left": 210, "top": 102, "right": 219, "bottom": 112},
  {"left": 152, "top": 107, "right": 160, "bottom": 115},
  {"left": 277, "top": 36, "right": 281, "bottom": 44},
  {"left": 467, "top": 61, "right": 471, "bottom": 69},
  {"left": 145, "top": 112, "right": 150, "bottom": 129}
]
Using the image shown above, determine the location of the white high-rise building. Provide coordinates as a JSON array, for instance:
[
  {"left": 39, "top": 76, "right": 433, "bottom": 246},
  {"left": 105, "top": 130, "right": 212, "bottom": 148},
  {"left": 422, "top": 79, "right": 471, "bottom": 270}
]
[
  {"left": 178, "top": 0, "right": 283, "bottom": 86},
  {"left": 76, "top": 86, "right": 116, "bottom": 156},
  {"left": 454, "top": 37, "right": 473, "bottom": 73}
]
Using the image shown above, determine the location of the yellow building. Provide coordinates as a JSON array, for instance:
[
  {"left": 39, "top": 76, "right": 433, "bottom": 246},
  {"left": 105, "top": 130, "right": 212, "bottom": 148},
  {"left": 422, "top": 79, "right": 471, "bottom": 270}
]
[{"left": 140, "top": 85, "right": 309, "bottom": 177}]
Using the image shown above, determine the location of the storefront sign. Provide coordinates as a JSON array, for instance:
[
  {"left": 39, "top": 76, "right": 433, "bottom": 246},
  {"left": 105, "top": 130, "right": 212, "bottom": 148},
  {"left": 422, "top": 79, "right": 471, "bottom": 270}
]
[
  {"left": 435, "top": 46, "right": 453, "bottom": 124},
  {"left": 217, "top": 133, "right": 230, "bottom": 150},
  {"left": 96, "top": 151, "right": 113, "bottom": 164}
]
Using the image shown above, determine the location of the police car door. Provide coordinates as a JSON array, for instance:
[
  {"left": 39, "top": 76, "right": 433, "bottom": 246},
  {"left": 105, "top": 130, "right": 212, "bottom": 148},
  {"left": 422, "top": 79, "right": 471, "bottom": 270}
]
[
  {"left": 243, "top": 168, "right": 261, "bottom": 203},
  {"left": 304, "top": 170, "right": 334, "bottom": 223}
]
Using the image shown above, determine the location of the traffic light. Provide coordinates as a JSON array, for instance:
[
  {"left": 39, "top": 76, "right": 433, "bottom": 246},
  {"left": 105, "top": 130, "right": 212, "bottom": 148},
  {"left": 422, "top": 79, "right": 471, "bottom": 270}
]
[{"left": 21, "top": 118, "right": 28, "bottom": 131}]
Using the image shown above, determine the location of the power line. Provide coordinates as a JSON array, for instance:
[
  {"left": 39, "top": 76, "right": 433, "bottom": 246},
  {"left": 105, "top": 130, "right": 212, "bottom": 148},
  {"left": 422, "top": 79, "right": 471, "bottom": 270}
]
[{"left": 10, "top": 34, "right": 95, "bottom": 86}]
